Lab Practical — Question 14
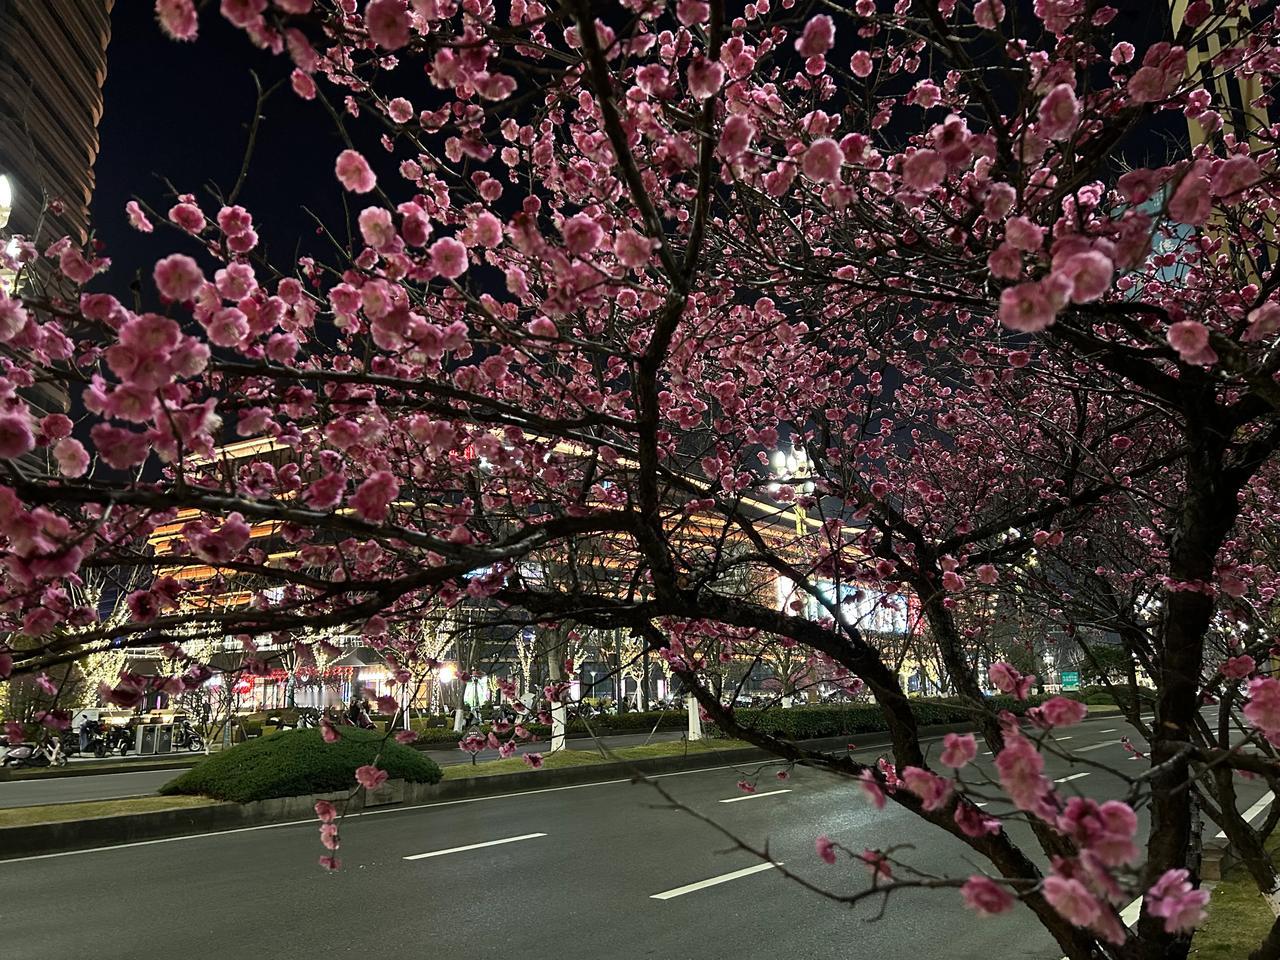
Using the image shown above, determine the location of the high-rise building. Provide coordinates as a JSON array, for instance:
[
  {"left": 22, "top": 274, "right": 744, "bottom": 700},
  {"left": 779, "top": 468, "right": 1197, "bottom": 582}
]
[{"left": 0, "top": 0, "right": 114, "bottom": 246}]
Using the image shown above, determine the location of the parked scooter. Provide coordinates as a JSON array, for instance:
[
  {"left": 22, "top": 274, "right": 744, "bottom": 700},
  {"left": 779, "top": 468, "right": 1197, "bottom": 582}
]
[
  {"left": 2, "top": 737, "right": 68, "bottom": 768},
  {"left": 172, "top": 718, "right": 205, "bottom": 752},
  {"left": 106, "top": 723, "right": 133, "bottom": 756},
  {"left": 74, "top": 718, "right": 109, "bottom": 758}
]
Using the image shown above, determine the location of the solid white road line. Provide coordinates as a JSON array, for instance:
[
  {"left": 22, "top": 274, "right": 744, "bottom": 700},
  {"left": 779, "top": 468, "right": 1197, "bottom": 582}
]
[
  {"left": 1053, "top": 737, "right": 1074, "bottom": 742},
  {"left": 1215, "top": 791, "right": 1275, "bottom": 839},
  {"left": 1053, "top": 773, "right": 1090, "bottom": 784},
  {"left": 651, "top": 862, "right": 781, "bottom": 900},
  {"left": 404, "top": 832, "right": 546, "bottom": 861},
  {"left": 719, "top": 789, "right": 791, "bottom": 804},
  {"left": 1099, "top": 729, "right": 1117, "bottom": 734},
  {"left": 1076, "top": 742, "right": 1113, "bottom": 753}
]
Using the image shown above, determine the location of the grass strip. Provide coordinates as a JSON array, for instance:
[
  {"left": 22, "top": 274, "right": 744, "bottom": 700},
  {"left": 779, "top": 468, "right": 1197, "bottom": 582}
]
[
  {"left": 0, "top": 794, "right": 217, "bottom": 828},
  {"left": 442, "top": 738, "right": 753, "bottom": 780}
]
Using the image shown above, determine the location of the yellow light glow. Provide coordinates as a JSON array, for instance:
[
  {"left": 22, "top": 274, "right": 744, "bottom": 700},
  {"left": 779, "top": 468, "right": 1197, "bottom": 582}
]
[{"left": 437, "top": 663, "right": 457, "bottom": 683}]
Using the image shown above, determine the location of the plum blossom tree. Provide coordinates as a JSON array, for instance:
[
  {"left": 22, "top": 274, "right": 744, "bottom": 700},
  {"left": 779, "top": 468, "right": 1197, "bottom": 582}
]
[{"left": 8, "top": 1, "right": 1280, "bottom": 957}]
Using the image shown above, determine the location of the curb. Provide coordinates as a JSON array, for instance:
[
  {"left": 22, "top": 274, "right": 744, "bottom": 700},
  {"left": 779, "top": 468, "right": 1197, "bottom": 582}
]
[{"left": 0, "top": 744, "right": 779, "bottom": 860}]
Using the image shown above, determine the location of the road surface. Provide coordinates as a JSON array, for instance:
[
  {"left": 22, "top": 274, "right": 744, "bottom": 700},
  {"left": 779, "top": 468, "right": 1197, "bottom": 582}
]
[{"left": 0, "top": 709, "right": 1268, "bottom": 960}]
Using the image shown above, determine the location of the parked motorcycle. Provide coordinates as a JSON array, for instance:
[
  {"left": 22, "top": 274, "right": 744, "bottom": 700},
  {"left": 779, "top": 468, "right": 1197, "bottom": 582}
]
[{"left": 2, "top": 738, "right": 68, "bottom": 768}]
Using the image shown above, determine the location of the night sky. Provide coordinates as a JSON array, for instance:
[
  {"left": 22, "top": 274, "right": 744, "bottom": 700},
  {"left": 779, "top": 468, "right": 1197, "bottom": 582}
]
[{"left": 91, "top": 4, "right": 346, "bottom": 291}]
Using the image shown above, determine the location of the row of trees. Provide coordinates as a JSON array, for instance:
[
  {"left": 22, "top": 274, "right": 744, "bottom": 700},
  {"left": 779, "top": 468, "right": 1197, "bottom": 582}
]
[{"left": 4, "top": 1, "right": 1280, "bottom": 957}]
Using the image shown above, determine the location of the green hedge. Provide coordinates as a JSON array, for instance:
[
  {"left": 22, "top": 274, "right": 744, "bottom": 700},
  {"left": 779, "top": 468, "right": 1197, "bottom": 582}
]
[
  {"left": 160, "top": 727, "right": 442, "bottom": 803},
  {"left": 729, "top": 696, "right": 1049, "bottom": 741}
]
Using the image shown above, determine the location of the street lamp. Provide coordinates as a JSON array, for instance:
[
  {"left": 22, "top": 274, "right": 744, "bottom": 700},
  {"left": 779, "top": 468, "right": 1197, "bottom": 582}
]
[{"left": 769, "top": 443, "right": 815, "bottom": 534}]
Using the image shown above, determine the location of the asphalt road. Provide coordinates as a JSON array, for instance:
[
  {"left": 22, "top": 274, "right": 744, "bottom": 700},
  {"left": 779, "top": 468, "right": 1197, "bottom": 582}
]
[
  {"left": 0, "top": 729, "right": 687, "bottom": 808},
  {"left": 0, "top": 710, "right": 1269, "bottom": 960}
]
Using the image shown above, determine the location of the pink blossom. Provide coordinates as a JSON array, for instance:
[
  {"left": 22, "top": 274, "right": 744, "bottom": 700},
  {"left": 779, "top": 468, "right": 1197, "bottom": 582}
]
[
  {"left": 815, "top": 834, "right": 837, "bottom": 864},
  {"left": 989, "top": 661, "right": 1036, "bottom": 700},
  {"left": 686, "top": 56, "right": 725, "bottom": 100},
  {"left": 1037, "top": 84, "right": 1079, "bottom": 141},
  {"left": 314, "top": 799, "right": 337, "bottom": 822},
  {"left": 319, "top": 823, "right": 340, "bottom": 850},
  {"left": 857, "top": 771, "right": 886, "bottom": 808},
  {"left": 154, "top": 254, "right": 204, "bottom": 302},
  {"left": 795, "top": 15, "right": 835, "bottom": 57},
  {"left": 974, "top": 0, "right": 1005, "bottom": 28},
  {"left": 53, "top": 438, "right": 89, "bottom": 478},
  {"left": 803, "top": 138, "right": 845, "bottom": 184},
  {"left": 304, "top": 472, "right": 346, "bottom": 511},
  {"left": 995, "top": 732, "right": 1053, "bottom": 815},
  {"left": 156, "top": 0, "right": 198, "bottom": 40},
  {"left": 954, "top": 800, "right": 1002, "bottom": 838},
  {"left": 850, "top": 51, "right": 873, "bottom": 78},
  {"left": 1168, "top": 169, "right": 1211, "bottom": 225},
  {"left": 1043, "top": 875, "right": 1101, "bottom": 926},
  {"left": 126, "top": 200, "right": 154, "bottom": 232},
  {"left": 358, "top": 207, "right": 396, "bottom": 249},
  {"left": 1056, "top": 797, "right": 1139, "bottom": 866},
  {"left": 1222, "top": 655, "right": 1256, "bottom": 679},
  {"left": 350, "top": 471, "right": 399, "bottom": 523},
  {"left": 976, "top": 564, "right": 998, "bottom": 584},
  {"left": 354, "top": 764, "right": 388, "bottom": 791},
  {"left": 1167, "top": 320, "right": 1209, "bottom": 361},
  {"left": 523, "top": 752, "right": 544, "bottom": 769},
  {"left": 901, "top": 149, "right": 945, "bottom": 191},
  {"left": 1111, "top": 42, "right": 1135, "bottom": 64},
  {"left": 292, "top": 69, "right": 317, "bottom": 100},
  {"left": 615, "top": 230, "right": 656, "bottom": 269},
  {"left": 561, "top": 213, "right": 603, "bottom": 256},
  {"left": 940, "top": 732, "right": 977, "bottom": 768},
  {"left": 1245, "top": 676, "right": 1280, "bottom": 739},
  {"left": 675, "top": 0, "right": 709, "bottom": 25},
  {"left": 527, "top": 316, "right": 558, "bottom": 339},
  {"left": 1211, "top": 156, "right": 1260, "bottom": 200},
  {"left": 0, "top": 412, "right": 35, "bottom": 460},
  {"left": 1029, "top": 696, "right": 1088, "bottom": 728},
  {"left": 1246, "top": 302, "right": 1280, "bottom": 341},
  {"left": 1005, "top": 216, "right": 1044, "bottom": 252},
  {"left": 318, "top": 855, "right": 340, "bottom": 871},
  {"left": 718, "top": 114, "right": 756, "bottom": 159},
  {"left": 1057, "top": 251, "right": 1113, "bottom": 303},
  {"left": 335, "top": 149, "right": 377, "bottom": 193},
  {"left": 429, "top": 237, "right": 468, "bottom": 278},
  {"left": 901, "top": 766, "right": 954, "bottom": 811},
  {"left": 217, "top": 204, "right": 253, "bottom": 237},
  {"left": 0, "top": 291, "right": 27, "bottom": 342},
  {"left": 221, "top": 0, "right": 265, "bottom": 28},
  {"left": 1146, "top": 869, "right": 1209, "bottom": 933},
  {"left": 169, "top": 202, "right": 205, "bottom": 234},
  {"left": 942, "top": 570, "right": 965, "bottom": 592},
  {"left": 998, "top": 282, "right": 1058, "bottom": 333},
  {"left": 962, "top": 875, "right": 1015, "bottom": 915},
  {"left": 387, "top": 97, "right": 414, "bottom": 124},
  {"left": 859, "top": 849, "right": 892, "bottom": 880},
  {"left": 365, "top": 0, "right": 411, "bottom": 50}
]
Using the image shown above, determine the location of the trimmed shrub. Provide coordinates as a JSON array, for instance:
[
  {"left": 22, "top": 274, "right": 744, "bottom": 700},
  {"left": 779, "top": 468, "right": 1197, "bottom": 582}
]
[
  {"left": 730, "top": 696, "right": 1050, "bottom": 741},
  {"left": 160, "top": 727, "right": 441, "bottom": 803}
]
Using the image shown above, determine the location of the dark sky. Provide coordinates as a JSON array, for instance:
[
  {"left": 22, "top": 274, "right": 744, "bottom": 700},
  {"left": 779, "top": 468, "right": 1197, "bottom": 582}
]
[{"left": 91, "top": 3, "right": 345, "bottom": 291}]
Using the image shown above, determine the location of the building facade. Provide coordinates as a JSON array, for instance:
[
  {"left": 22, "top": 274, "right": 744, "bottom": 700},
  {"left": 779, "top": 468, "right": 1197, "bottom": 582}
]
[{"left": 0, "top": 0, "right": 114, "bottom": 245}]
